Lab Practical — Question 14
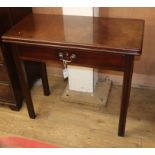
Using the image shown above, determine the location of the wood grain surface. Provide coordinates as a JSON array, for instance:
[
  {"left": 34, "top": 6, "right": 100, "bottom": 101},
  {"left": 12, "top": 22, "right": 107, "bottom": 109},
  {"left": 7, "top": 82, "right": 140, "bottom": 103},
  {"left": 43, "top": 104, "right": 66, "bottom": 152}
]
[{"left": 2, "top": 14, "right": 144, "bottom": 55}]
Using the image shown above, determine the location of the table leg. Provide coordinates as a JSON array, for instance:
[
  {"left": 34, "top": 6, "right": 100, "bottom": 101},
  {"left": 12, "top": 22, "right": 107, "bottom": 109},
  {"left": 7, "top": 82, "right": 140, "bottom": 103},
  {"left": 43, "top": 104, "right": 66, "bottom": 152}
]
[
  {"left": 40, "top": 62, "right": 50, "bottom": 96},
  {"left": 7, "top": 44, "right": 36, "bottom": 119},
  {"left": 118, "top": 55, "right": 134, "bottom": 136}
]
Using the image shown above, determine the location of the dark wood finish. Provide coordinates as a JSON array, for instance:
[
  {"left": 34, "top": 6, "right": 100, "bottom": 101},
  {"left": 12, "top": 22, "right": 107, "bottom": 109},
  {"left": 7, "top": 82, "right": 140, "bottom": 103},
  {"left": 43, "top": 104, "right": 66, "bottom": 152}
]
[
  {"left": 0, "top": 47, "right": 3, "bottom": 63},
  {"left": 0, "top": 83, "right": 13, "bottom": 102},
  {"left": 12, "top": 44, "right": 35, "bottom": 118},
  {"left": 118, "top": 55, "right": 134, "bottom": 136},
  {"left": 0, "top": 8, "right": 35, "bottom": 110},
  {"left": 18, "top": 45, "right": 125, "bottom": 71},
  {"left": 2, "top": 14, "right": 144, "bottom": 136},
  {"left": 0, "top": 8, "right": 33, "bottom": 110},
  {"left": 8, "top": 8, "right": 32, "bottom": 25},
  {"left": 2, "top": 14, "right": 144, "bottom": 55},
  {"left": 40, "top": 63, "right": 50, "bottom": 96},
  {"left": 0, "top": 8, "right": 10, "bottom": 37},
  {"left": 0, "top": 8, "right": 50, "bottom": 111},
  {"left": 0, "top": 64, "right": 9, "bottom": 82}
]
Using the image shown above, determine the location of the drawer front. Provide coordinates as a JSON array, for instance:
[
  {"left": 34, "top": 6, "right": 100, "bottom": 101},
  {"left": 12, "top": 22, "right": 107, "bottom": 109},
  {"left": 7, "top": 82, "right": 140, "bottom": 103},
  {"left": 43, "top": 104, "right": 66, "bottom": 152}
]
[
  {"left": 0, "top": 83, "right": 13, "bottom": 102},
  {"left": 18, "top": 45, "right": 125, "bottom": 71},
  {"left": 0, "top": 64, "right": 9, "bottom": 82}
]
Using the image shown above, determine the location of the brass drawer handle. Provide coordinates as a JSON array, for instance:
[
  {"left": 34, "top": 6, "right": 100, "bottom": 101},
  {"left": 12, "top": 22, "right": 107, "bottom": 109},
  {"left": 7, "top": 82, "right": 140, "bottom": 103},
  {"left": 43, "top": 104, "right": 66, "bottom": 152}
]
[
  {"left": 58, "top": 52, "right": 63, "bottom": 60},
  {"left": 70, "top": 54, "right": 76, "bottom": 60},
  {"left": 58, "top": 52, "right": 76, "bottom": 63}
]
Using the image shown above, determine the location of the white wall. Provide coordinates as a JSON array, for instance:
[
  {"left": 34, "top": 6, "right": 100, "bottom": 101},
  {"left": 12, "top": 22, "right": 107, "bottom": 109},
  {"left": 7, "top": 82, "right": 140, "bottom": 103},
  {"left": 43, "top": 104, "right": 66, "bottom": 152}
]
[{"left": 63, "top": 7, "right": 93, "bottom": 16}]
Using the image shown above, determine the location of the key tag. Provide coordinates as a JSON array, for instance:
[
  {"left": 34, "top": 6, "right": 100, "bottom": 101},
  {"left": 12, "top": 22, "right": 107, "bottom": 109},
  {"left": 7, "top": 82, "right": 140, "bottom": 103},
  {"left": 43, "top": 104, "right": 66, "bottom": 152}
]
[{"left": 62, "top": 60, "right": 69, "bottom": 79}]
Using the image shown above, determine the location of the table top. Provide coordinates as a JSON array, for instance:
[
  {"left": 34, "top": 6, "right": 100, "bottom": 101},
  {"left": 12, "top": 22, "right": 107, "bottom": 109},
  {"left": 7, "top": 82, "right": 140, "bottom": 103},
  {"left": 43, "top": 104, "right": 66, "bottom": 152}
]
[{"left": 2, "top": 13, "right": 144, "bottom": 55}]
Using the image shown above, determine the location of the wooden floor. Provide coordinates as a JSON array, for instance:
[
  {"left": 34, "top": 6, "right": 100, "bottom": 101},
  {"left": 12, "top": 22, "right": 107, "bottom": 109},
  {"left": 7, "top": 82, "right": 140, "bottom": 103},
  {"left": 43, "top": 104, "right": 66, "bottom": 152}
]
[{"left": 0, "top": 76, "right": 155, "bottom": 147}]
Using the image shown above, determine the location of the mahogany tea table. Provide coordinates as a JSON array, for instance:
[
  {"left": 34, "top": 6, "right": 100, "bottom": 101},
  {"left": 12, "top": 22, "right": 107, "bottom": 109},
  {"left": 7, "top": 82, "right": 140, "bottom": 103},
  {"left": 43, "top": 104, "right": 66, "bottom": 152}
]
[{"left": 2, "top": 14, "right": 144, "bottom": 136}]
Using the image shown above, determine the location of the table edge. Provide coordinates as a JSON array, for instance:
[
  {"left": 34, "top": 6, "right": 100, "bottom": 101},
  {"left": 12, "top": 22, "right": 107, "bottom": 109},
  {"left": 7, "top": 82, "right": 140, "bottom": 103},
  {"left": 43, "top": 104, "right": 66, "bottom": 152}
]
[{"left": 2, "top": 36, "right": 142, "bottom": 56}]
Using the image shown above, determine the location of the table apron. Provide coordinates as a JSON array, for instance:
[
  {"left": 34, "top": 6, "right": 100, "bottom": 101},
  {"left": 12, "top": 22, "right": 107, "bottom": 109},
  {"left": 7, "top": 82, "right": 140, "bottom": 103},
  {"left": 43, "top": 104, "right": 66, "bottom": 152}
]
[{"left": 17, "top": 45, "right": 126, "bottom": 71}]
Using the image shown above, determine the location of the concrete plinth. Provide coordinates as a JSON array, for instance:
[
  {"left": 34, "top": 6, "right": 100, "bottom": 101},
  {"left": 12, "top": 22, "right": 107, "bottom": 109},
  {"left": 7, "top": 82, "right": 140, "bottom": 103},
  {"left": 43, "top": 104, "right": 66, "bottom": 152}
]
[{"left": 61, "top": 79, "right": 112, "bottom": 108}]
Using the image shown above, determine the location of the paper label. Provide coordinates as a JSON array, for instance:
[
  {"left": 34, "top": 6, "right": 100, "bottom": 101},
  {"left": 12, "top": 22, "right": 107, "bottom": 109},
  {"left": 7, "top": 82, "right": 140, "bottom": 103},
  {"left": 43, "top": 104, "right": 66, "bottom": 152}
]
[{"left": 63, "top": 68, "right": 69, "bottom": 79}]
